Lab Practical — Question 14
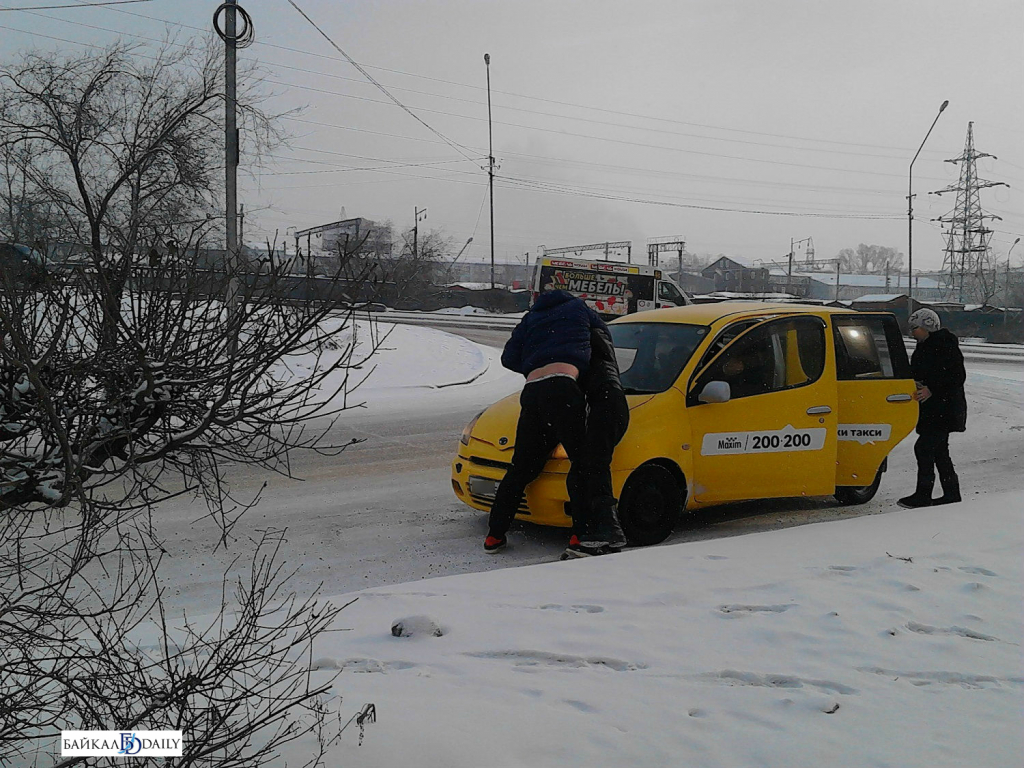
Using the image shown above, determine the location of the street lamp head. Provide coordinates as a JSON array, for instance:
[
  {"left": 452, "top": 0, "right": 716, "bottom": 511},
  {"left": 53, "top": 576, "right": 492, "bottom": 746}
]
[
  {"left": 939, "top": 100, "right": 949, "bottom": 112},
  {"left": 484, "top": 53, "right": 490, "bottom": 65}
]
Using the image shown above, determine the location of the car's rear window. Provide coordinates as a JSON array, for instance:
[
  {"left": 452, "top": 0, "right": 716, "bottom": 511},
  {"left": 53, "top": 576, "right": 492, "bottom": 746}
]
[{"left": 609, "top": 322, "right": 708, "bottom": 394}]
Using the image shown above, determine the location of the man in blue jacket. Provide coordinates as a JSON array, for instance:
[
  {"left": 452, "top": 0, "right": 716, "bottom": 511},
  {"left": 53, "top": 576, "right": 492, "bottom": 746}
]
[{"left": 485, "top": 289, "right": 606, "bottom": 553}]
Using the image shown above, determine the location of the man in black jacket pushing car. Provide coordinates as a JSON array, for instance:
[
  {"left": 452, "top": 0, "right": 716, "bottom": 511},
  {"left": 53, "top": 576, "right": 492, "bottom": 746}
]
[{"left": 898, "top": 308, "right": 967, "bottom": 509}]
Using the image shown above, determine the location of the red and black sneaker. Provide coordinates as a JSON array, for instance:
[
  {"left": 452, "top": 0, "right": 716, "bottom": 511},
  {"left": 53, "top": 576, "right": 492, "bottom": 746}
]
[
  {"left": 561, "top": 534, "right": 588, "bottom": 560},
  {"left": 484, "top": 535, "right": 507, "bottom": 554}
]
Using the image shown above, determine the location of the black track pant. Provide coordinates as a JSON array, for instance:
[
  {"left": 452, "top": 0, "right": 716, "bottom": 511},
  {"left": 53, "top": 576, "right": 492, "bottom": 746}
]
[
  {"left": 913, "top": 427, "right": 956, "bottom": 493},
  {"left": 566, "top": 387, "right": 630, "bottom": 538},
  {"left": 488, "top": 376, "right": 587, "bottom": 539}
]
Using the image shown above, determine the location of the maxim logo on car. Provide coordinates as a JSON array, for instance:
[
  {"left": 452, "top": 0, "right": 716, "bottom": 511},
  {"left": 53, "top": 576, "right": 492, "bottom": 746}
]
[
  {"left": 717, "top": 436, "right": 745, "bottom": 451},
  {"left": 701, "top": 426, "right": 826, "bottom": 456}
]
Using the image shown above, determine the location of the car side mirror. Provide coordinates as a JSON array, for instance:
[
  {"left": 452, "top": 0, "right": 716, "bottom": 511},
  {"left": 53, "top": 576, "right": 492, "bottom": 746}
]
[{"left": 698, "top": 380, "right": 731, "bottom": 404}]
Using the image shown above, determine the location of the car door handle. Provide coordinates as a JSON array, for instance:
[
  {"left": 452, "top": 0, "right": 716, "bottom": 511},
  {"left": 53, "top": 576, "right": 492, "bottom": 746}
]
[
  {"left": 806, "top": 406, "right": 832, "bottom": 415},
  {"left": 886, "top": 394, "right": 913, "bottom": 402}
]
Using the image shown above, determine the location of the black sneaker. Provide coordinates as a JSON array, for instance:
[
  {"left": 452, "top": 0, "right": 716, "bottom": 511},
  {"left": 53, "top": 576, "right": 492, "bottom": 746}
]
[
  {"left": 577, "top": 539, "right": 621, "bottom": 556},
  {"left": 484, "top": 535, "right": 507, "bottom": 554}
]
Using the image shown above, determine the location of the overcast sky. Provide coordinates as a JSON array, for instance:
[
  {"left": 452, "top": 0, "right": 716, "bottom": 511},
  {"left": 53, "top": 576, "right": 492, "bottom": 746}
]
[{"left": 1, "top": 0, "right": 1021, "bottom": 271}]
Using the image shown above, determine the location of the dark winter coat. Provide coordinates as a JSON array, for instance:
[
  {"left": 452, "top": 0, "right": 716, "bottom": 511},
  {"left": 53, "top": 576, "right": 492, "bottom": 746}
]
[
  {"left": 911, "top": 328, "right": 967, "bottom": 434},
  {"left": 578, "top": 325, "right": 624, "bottom": 398},
  {"left": 501, "top": 290, "right": 606, "bottom": 376}
]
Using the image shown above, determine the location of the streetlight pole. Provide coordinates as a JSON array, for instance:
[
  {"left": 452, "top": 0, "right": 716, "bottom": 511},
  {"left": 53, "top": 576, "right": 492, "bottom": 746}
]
[
  {"left": 907, "top": 99, "right": 949, "bottom": 310},
  {"left": 1006, "top": 237, "right": 1020, "bottom": 327},
  {"left": 484, "top": 53, "right": 495, "bottom": 289}
]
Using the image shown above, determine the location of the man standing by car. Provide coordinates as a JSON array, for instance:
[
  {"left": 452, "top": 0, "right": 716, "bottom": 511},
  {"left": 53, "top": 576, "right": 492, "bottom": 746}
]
[
  {"left": 564, "top": 324, "right": 629, "bottom": 557},
  {"left": 898, "top": 308, "right": 967, "bottom": 508},
  {"left": 484, "top": 289, "right": 605, "bottom": 553}
]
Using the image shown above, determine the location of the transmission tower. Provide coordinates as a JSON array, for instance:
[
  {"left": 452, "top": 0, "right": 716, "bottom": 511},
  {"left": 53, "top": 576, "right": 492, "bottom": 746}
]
[{"left": 931, "top": 122, "right": 1009, "bottom": 303}]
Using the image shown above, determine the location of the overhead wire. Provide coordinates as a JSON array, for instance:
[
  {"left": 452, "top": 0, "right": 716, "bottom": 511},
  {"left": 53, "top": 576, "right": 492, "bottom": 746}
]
[
  {"left": 30, "top": 0, "right": 1002, "bottom": 158},
  {"left": 0, "top": 0, "right": 151, "bottom": 10},
  {"left": 283, "top": 0, "right": 478, "bottom": 164},
  {"left": 5, "top": 1, "right": 1018, "bottom": 235}
]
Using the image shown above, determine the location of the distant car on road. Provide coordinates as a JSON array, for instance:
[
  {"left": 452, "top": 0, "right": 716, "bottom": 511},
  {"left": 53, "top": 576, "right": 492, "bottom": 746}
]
[
  {"left": 452, "top": 302, "right": 918, "bottom": 545},
  {"left": 0, "top": 242, "right": 49, "bottom": 289}
]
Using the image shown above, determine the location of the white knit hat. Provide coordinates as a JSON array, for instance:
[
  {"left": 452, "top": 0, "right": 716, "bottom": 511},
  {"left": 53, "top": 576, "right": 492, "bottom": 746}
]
[{"left": 908, "top": 308, "right": 941, "bottom": 332}]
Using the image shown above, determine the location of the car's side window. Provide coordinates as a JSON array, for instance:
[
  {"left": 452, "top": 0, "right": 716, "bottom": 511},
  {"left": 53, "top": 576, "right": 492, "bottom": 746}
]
[
  {"left": 833, "top": 315, "right": 911, "bottom": 380},
  {"left": 694, "top": 319, "right": 764, "bottom": 372},
  {"left": 692, "top": 316, "right": 826, "bottom": 402}
]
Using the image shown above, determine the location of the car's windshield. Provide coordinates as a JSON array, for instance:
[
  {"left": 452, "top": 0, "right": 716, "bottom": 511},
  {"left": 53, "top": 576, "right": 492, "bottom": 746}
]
[{"left": 609, "top": 322, "right": 709, "bottom": 394}]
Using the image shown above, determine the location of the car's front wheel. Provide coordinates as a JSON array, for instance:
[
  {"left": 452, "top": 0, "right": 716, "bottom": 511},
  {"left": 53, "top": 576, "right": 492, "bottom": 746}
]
[
  {"left": 618, "top": 463, "right": 684, "bottom": 546},
  {"left": 834, "top": 459, "right": 886, "bottom": 505}
]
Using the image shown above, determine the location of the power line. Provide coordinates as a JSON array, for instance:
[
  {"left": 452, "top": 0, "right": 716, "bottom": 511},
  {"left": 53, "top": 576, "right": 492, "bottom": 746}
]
[
  {"left": 497, "top": 175, "right": 903, "bottom": 220},
  {"left": 0, "top": 0, "right": 152, "bottom": 10},
  {"left": 23, "top": 0, "right": 1002, "bottom": 159},
  {"left": 283, "top": 0, "right": 478, "bottom": 164}
]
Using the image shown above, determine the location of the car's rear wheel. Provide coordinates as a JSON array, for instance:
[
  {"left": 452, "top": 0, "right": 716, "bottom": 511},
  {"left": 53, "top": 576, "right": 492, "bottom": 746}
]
[
  {"left": 834, "top": 459, "right": 886, "bottom": 505},
  {"left": 618, "top": 463, "right": 684, "bottom": 546}
]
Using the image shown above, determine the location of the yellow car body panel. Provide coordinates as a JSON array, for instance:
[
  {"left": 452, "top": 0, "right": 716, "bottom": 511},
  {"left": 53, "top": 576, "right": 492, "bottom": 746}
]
[{"left": 452, "top": 303, "right": 918, "bottom": 528}]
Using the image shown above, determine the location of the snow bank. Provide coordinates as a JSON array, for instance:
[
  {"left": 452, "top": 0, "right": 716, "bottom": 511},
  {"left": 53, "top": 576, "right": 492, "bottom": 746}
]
[{"left": 311, "top": 492, "right": 1023, "bottom": 768}]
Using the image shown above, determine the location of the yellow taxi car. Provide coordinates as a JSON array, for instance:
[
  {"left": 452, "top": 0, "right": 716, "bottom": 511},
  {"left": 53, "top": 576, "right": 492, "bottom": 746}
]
[{"left": 451, "top": 303, "right": 918, "bottom": 545}]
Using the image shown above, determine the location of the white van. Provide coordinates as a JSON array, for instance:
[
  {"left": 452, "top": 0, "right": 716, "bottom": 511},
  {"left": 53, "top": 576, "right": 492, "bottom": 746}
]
[{"left": 532, "top": 255, "right": 691, "bottom": 319}]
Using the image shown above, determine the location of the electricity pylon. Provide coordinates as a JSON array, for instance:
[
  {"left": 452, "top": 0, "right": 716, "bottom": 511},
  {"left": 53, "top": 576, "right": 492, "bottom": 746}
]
[{"left": 931, "top": 122, "right": 1009, "bottom": 303}]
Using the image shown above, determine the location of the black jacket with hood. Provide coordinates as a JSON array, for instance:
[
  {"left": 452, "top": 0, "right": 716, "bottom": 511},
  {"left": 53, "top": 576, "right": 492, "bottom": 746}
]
[
  {"left": 911, "top": 328, "right": 967, "bottom": 434},
  {"left": 501, "top": 290, "right": 606, "bottom": 376}
]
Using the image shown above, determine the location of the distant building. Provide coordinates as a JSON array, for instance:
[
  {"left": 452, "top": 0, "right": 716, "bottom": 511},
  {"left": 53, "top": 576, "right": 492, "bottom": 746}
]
[
  {"left": 293, "top": 217, "right": 381, "bottom": 274},
  {"left": 701, "top": 255, "right": 770, "bottom": 293}
]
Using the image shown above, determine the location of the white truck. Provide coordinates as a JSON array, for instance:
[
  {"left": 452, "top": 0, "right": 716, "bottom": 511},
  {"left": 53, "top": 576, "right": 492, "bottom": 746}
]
[{"left": 532, "top": 255, "right": 691, "bottom": 319}]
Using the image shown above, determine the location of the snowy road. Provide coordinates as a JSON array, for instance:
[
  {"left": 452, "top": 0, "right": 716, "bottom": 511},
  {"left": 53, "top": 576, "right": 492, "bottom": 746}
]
[{"left": 154, "top": 323, "right": 1024, "bottom": 614}]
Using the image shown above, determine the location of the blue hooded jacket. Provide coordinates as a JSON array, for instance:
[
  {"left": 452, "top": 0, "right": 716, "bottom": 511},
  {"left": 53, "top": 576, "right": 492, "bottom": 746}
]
[{"left": 501, "top": 290, "right": 607, "bottom": 376}]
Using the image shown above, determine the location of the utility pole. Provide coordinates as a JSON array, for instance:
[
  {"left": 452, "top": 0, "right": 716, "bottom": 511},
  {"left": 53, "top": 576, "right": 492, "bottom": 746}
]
[
  {"left": 223, "top": 1, "right": 238, "bottom": 269},
  {"left": 413, "top": 207, "right": 427, "bottom": 259},
  {"left": 788, "top": 238, "right": 794, "bottom": 295},
  {"left": 484, "top": 53, "right": 495, "bottom": 289}
]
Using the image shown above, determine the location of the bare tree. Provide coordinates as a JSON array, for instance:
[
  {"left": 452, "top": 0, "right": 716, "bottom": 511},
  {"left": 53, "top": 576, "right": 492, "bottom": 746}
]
[
  {"left": 836, "top": 244, "right": 904, "bottom": 275},
  {"left": 0, "top": 41, "right": 382, "bottom": 765},
  {"left": 391, "top": 227, "right": 453, "bottom": 304}
]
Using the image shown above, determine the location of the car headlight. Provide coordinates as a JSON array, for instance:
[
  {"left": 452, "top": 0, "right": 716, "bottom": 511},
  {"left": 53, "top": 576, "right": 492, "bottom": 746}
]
[{"left": 460, "top": 410, "right": 484, "bottom": 446}]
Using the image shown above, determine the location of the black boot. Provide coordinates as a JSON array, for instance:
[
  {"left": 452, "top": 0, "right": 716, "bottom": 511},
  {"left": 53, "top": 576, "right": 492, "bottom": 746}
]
[
  {"left": 933, "top": 473, "right": 961, "bottom": 505},
  {"left": 898, "top": 477, "right": 934, "bottom": 509},
  {"left": 581, "top": 500, "right": 627, "bottom": 553}
]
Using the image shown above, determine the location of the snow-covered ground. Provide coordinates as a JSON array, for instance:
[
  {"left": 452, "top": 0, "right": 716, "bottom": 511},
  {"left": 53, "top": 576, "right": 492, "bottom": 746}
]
[
  {"left": 315, "top": 492, "right": 1022, "bottom": 768},
  {"left": 258, "top": 320, "right": 1022, "bottom": 767}
]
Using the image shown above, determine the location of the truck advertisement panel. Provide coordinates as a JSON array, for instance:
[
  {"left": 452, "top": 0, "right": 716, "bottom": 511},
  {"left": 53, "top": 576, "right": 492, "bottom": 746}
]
[{"left": 537, "top": 259, "right": 658, "bottom": 317}]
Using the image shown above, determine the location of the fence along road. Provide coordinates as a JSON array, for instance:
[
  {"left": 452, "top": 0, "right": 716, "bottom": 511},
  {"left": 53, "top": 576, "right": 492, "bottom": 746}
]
[{"left": 370, "top": 309, "right": 1024, "bottom": 365}]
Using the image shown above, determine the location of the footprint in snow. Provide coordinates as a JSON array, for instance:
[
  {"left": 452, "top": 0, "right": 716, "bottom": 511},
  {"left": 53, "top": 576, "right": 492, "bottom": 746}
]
[
  {"left": 906, "top": 621, "right": 999, "bottom": 642},
  {"left": 958, "top": 566, "right": 998, "bottom": 577},
  {"left": 718, "top": 604, "right": 793, "bottom": 615},
  {"left": 537, "top": 603, "right": 605, "bottom": 614}
]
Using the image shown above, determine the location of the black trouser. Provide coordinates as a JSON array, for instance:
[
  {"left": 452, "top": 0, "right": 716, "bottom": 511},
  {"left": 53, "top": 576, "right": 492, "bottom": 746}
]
[
  {"left": 566, "top": 387, "right": 629, "bottom": 539},
  {"left": 488, "top": 376, "right": 587, "bottom": 539},
  {"left": 914, "top": 427, "right": 956, "bottom": 495}
]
